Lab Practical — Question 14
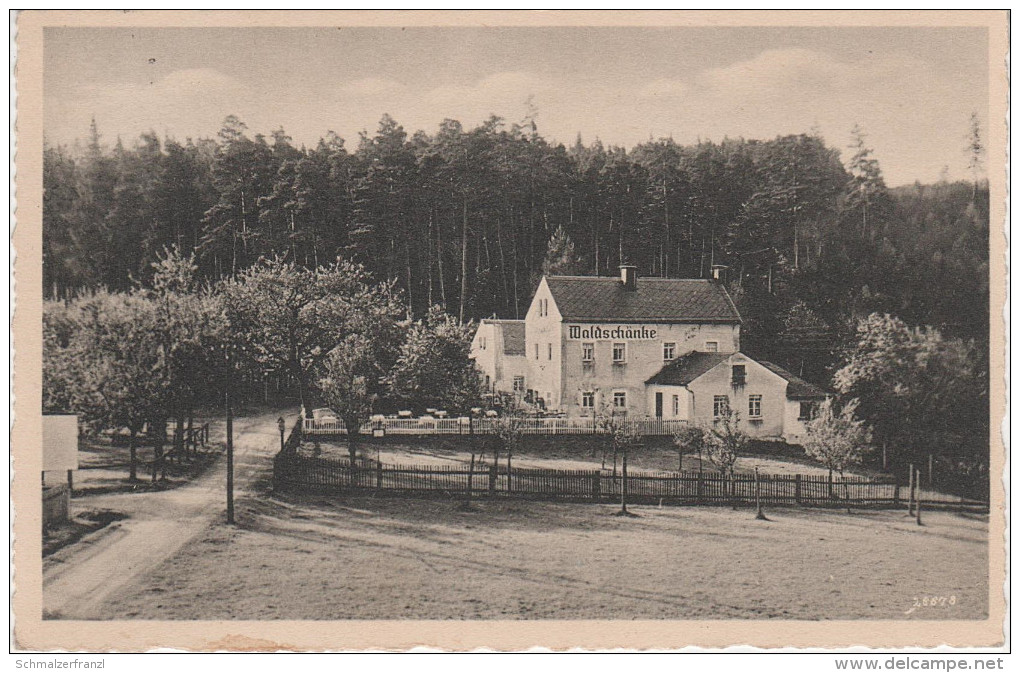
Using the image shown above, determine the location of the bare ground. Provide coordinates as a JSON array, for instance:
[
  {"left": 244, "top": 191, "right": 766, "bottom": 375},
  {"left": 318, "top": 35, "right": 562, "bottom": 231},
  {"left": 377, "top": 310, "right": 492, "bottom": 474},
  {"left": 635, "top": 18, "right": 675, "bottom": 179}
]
[
  {"left": 98, "top": 492, "right": 988, "bottom": 621},
  {"left": 43, "top": 409, "right": 294, "bottom": 619}
]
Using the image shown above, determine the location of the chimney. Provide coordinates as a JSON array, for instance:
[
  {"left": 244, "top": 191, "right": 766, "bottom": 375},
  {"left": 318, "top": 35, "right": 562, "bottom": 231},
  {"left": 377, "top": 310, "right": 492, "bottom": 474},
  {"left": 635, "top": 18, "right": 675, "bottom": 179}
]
[
  {"left": 619, "top": 265, "right": 638, "bottom": 291},
  {"left": 711, "top": 264, "right": 728, "bottom": 282}
]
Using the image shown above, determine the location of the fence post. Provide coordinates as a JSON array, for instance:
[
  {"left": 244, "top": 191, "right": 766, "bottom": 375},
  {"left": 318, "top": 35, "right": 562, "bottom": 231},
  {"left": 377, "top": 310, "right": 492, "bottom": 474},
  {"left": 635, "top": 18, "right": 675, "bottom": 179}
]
[
  {"left": 795, "top": 474, "right": 802, "bottom": 505},
  {"left": 376, "top": 460, "right": 383, "bottom": 490},
  {"left": 908, "top": 463, "right": 916, "bottom": 516},
  {"left": 754, "top": 467, "right": 767, "bottom": 520},
  {"left": 489, "top": 464, "right": 497, "bottom": 496},
  {"left": 893, "top": 470, "right": 900, "bottom": 507},
  {"left": 915, "top": 466, "right": 923, "bottom": 526},
  {"left": 928, "top": 454, "right": 934, "bottom": 488},
  {"left": 592, "top": 470, "right": 601, "bottom": 501}
]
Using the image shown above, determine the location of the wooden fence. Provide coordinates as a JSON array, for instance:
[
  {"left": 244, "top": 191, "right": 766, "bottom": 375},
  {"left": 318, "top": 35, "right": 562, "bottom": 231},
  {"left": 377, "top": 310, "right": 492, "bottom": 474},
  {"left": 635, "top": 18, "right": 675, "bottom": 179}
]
[
  {"left": 302, "top": 416, "right": 688, "bottom": 437},
  {"left": 273, "top": 452, "right": 985, "bottom": 509}
]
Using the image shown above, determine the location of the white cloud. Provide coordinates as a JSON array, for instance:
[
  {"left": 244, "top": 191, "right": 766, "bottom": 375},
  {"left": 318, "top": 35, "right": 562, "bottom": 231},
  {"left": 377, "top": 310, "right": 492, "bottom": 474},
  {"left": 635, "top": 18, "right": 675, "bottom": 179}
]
[
  {"left": 637, "top": 79, "right": 686, "bottom": 100},
  {"left": 156, "top": 68, "right": 249, "bottom": 97},
  {"left": 423, "top": 72, "right": 552, "bottom": 125},
  {"left": 700, "top": 48, "right": 847, "bottom": 94},
  {"left": 339, "top": 78, "right": 407, "bottom": 98}
]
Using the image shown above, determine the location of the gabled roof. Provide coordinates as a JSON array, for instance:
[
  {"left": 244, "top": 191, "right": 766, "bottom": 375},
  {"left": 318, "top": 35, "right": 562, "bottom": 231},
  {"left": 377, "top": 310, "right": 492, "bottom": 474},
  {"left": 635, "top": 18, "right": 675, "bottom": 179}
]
[
  {"left": 544, "top": 276, "right": 741, "bottom": 323},
  {"left": 758, "top": 361, "right": 830, "bottom": 400},
  {"left": 646, "top": 353, "right": 830, "bottom": 400},
  {"left": 645, "top": 352, "right": 731, "bottom": 386},
  {"left": 481, "top": 319, "right": 526, "bottom": 356}
]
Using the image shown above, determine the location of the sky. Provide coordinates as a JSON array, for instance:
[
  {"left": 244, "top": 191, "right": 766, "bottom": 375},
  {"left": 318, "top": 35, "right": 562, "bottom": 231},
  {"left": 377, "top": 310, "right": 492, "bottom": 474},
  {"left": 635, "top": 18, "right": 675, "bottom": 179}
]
[{"left": 43, "top": 26, "right": 990, "bottom": 186}]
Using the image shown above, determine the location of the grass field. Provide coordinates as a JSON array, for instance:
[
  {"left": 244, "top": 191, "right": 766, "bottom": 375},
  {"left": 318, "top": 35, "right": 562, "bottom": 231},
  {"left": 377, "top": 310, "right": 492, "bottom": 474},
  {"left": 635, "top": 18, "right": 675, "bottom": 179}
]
[
  {"left": 101, "top": 492, "right": 988, "bottom": 620},
  {"left": 299, "top": 435, "right": 868, "bottom": 478}
]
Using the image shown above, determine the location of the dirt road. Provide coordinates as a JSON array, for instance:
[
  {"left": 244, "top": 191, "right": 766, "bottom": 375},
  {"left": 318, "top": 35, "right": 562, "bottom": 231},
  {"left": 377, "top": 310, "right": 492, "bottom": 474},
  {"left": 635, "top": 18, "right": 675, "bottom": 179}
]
[{"left": 43, "top": 409, "right": 293, "bottom": 619}]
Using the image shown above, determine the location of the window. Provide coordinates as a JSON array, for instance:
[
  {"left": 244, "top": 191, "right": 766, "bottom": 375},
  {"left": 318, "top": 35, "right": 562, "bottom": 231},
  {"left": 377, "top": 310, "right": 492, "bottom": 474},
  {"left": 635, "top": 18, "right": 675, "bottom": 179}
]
[
  {"left": 748, "top": 394, "right": 762, "bottom": 419},
  {"left": 732, "top": 364, "right": 746, "bottom": 386},
  {"left": 663, "top": 342, "right": 676, "bottom": 360},
  {"left": 613, "top": 391, "right": 627, "bottom": 409},
  {"left": 548, "top": 343, "right": 553, "bottom": 360},
  {"left": 612, "top": 342, "right": 626, "bottom": 363},
  {"left": 537, "top": 298, "right": 549, "bottom": 317},
  {"left": 713, "top": 395, "right": 730, "bottom": 418},
  {"left": 535, "top": 343, "right": 539, "bottom": 360},
  {"left": 799, "top": 401, "right": 816, "bottom": 421},
  {"left": 581, "top": 342, "right": 594, "bottom": 362},
  {"left": 513, "top": 376, "right": 525, "bottom": 393},
  {"left": 480, "top": 337, "right": 486, "bottom": 350},
  {"left": 581, "top": 391, "right": 595, "bottom": 409},
  {"left": 485, "top": 375, "right": 491, "bottom": 390},
  {"left": 672, "top": 394, "right": 680, "bottom": 416},
  {"left": 705, "top": 341, "right": 719, "bottom": 353}
]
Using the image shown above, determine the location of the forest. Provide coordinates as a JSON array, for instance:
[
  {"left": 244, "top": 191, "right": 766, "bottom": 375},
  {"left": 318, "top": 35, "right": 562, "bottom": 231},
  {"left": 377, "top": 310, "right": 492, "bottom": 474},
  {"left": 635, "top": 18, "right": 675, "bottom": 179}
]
[{"left": 42, "top": 113, "right": 989, "bottom": 382}]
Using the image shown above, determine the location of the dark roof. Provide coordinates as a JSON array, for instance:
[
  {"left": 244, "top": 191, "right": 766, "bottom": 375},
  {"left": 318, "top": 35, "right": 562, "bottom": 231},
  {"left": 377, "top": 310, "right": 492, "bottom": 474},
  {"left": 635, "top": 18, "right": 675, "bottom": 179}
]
[
  {"left": 758, "top": 361, "right": 829, "bottom": 400},
  {"left": 500, "top": 321, "right": 526, "bottom": 356},
  {"left": 482, "top": 319, "right": 526, "bottom": 356},
  {"left": 645, "top": 352, "right": 731, "bottom": 386},
  {"left": 545, "top": 276, "right": 741, "bottom": 323}
]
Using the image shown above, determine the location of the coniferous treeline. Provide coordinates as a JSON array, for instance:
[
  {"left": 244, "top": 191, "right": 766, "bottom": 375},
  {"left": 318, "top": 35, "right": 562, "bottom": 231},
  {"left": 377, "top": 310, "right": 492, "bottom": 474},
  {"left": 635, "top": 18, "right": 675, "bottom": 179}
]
[{"left": 43, "top": 113, "right": 990, "bottom": 379}]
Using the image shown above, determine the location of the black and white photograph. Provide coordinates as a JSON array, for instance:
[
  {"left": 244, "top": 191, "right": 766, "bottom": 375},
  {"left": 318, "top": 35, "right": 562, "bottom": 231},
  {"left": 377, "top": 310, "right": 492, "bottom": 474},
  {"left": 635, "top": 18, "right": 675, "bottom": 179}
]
[{"left": 12, "top": 9, "right": 1007, "bottom": 653}]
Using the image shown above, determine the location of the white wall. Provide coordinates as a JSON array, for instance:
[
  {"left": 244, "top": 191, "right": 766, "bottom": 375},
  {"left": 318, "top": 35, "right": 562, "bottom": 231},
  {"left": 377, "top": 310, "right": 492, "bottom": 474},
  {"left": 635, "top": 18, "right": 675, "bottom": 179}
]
[
  {"left": 524, "top": 278, "right": 564, "bottom": 408},
  {"left": 557, "top": 321, "right": 739, "bottom": 418},
  {"left": 645, "top": 385, "right": 692, "bottom": 420}
]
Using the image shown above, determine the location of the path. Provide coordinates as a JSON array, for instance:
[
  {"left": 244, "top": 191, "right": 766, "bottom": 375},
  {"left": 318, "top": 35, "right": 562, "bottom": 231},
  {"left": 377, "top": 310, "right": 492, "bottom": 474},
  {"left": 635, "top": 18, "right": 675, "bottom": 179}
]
[{"left": 42, "top": 409, "right": 293, "bottom": 619}]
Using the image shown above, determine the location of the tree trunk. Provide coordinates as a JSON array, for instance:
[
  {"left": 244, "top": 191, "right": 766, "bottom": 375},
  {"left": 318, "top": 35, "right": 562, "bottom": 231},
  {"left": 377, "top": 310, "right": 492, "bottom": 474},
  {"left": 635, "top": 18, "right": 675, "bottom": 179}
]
[
  {"left": 128, "top": 429, "right": 138, "bottom": 482},
  {"left": 436, "top": 208, "right": 447, "bottom": 308},
  {"left": 174, "top": 408, "right": 185, "bottom": 463},
  {"left": 151, "top": 421, "right": 167, "bottom": 482},
  {"left": 187, "top": 408, "right": 195, "bottom": 457},
  {"left": 459, "top": 198, "right": 469, "bottom": 322},
  {"left": 346, "top": 418, "right": 359, "bottom": 460}
]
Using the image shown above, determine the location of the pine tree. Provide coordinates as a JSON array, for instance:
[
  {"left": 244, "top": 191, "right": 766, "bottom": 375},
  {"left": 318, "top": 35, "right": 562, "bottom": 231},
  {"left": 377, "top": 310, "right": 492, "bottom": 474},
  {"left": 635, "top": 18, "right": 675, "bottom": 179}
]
[
  {"left": 541, "top": 225, "right": 582, "bottom": 276},
  {"left": 967, "top": 112, "right": 984, "bottom": 201}
]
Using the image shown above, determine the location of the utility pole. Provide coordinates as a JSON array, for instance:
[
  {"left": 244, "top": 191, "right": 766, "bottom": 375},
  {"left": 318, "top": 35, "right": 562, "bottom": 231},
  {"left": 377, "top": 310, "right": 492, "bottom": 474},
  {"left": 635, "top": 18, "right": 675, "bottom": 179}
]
[{"left": 225, "top": 347, "right": 235, "bottom": 525}]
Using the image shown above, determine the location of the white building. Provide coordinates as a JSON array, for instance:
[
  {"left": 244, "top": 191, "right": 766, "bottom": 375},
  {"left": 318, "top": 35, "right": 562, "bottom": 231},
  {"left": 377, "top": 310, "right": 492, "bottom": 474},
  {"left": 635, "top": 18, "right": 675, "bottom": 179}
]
[
  {"left": 469, "top": 319, "right": 528, "bottom": 397},
  {"left": 471, "top": 266, "right": 827, "bottom": 443}
]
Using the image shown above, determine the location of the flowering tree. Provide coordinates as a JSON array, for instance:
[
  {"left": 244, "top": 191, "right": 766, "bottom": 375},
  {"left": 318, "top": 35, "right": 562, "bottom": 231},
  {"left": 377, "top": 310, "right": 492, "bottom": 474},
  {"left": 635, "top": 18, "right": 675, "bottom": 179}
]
[
  {"left": 595, "top": 399, "right": 642, "bottom": 479},
  {"left": 318, "top": 335, "right": 377, "bottom": 462},
  {"left": 44, "top": 291, "right": 173, "bottom": 481},
  {"left": 222, "top": 256, "right": 403, "bottom": 413},
  {"left": 387, "top": 305, "right": 482, "bottom": 414},
  {"left": 594, "top": 400, "right": 643, "bottom": 515},
  {"left": 834, "top": 313, "right": 984, "bottom": 469},
  {"left": 489, "top": 392, "right": 532, "bottom": 472},
  {"left": 703, "top": 409, "right": 748, "bottom": 479},
  {"left": 803, "top": 398, "right": 873, "bottom": 503},
  {"left": 672, "top": 424, "right": 706, "bottom": 472}
]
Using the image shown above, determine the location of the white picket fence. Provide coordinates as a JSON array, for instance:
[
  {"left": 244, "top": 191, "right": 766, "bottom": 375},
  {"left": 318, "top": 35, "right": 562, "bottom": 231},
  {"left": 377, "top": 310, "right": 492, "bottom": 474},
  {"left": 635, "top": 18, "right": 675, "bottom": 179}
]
[{"left": 302, "top": 416, "right": 688, "bottom": 437}]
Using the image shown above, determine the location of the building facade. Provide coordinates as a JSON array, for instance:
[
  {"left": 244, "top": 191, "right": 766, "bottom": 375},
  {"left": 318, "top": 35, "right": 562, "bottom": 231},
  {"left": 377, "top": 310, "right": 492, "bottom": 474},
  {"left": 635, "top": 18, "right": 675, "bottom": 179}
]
[
  {"left": 469, "top": 319, "right": 528, "bottom": 397},
  {"left": 471, "top": 266, "right": 827, "bottom": 443}
]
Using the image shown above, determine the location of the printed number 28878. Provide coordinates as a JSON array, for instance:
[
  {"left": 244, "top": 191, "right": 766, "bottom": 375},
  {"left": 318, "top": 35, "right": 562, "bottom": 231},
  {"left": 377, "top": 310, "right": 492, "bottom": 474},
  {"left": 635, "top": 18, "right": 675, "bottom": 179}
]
[{"left": 913, "top": 595, "right": 956, "bottom": 607}]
